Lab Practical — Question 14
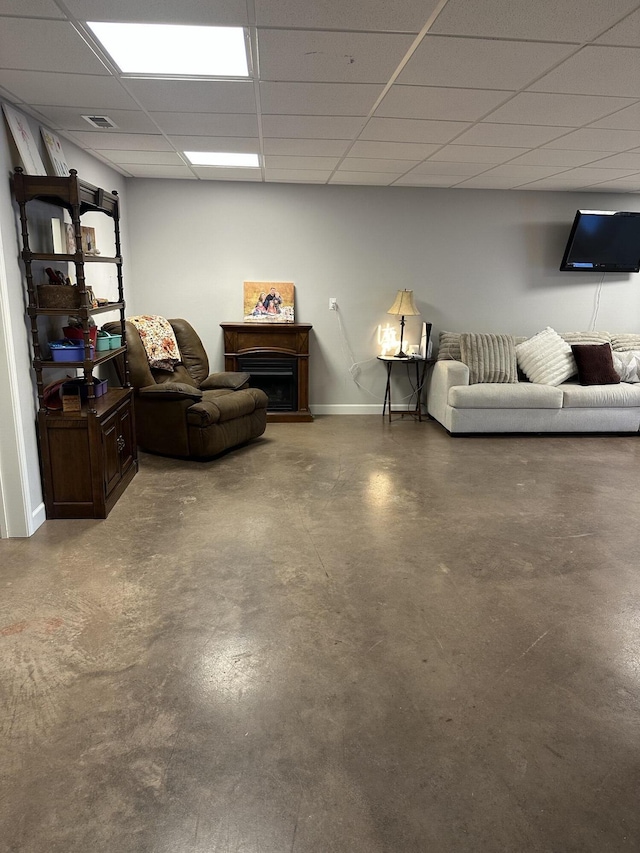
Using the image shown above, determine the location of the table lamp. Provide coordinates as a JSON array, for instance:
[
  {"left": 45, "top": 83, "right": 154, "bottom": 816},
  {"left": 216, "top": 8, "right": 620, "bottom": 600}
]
[{"left": 387, "top": 289, "right": 420, "bottom": 358}]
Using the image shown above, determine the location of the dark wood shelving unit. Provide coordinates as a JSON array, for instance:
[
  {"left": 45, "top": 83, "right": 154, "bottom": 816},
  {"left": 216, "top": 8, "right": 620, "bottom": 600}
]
[{"left": 13, "top": 168, "right": 137, "bottom": 519}]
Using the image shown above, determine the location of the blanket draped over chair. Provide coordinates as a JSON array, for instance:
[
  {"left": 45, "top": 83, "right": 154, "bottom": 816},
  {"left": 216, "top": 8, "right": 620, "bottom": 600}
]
[{"left": 128, "top": 315, "right": 181, "bottom": 371}]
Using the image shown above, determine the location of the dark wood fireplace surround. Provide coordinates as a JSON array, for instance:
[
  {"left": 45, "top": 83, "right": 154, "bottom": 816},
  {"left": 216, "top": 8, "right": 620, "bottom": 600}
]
[{"left": 221, "top": 323, "right": 313, "bottom": 423}]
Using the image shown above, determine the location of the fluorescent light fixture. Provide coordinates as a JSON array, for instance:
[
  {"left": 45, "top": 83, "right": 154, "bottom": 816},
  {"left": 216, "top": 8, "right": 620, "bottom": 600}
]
[
  {"left": 184, "top": 151, "right": 260, "bottom": 168},
  {"left": 87, "top": 22, "right": 249, "bottom": 76}
]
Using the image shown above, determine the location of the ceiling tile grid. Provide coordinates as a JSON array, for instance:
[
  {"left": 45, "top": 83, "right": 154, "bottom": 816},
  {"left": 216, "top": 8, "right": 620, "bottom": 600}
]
[{"left": 2, "top": 0, "right": 640, "bottom": 190}]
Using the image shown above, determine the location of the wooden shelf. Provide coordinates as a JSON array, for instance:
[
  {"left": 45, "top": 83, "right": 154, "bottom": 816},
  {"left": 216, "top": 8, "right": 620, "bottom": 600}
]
[
  {"left": 35, "top": 346, "right": 126, "bottom": 369},
  {"left": 14, "top": 168, "right": 136, "bottom": 519}
]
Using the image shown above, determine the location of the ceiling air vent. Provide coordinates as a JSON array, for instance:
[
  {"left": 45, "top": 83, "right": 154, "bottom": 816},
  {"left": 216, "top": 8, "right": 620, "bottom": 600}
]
[{"left": 81, "top": 114, "right": 118, "bottom": 129}]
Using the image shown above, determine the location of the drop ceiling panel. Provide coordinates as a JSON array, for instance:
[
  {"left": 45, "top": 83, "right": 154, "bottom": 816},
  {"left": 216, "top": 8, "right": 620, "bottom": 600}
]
[
  {"left": 149, "top": 112, "right": 258, "bottom": 137},
  {"left": 553, "top": 165, "right": 640, "bottom": 181},
  {"left": 398, "top": 36, "right": 575, "bottom": 90},
  {"left": 330, "top": 171, "right": 397, "bottom": 184},
  {"left": 430, "top": 145, "right": 525, "bottom": 163},
  {"left": 543, "top": 127, "right": 640, "bottom": 150},
  {"left": 409, "top": 161, "right": 493, "bottom": 176},
  {"left": 168, "top": 136, "right": 259, "bottom": 153},
  {"left": 583, "top": 177, "right": 640, "bottom": 190},
  {"left": 338, "top": 157, "right": 419, "bottom": 172},
  {"left": 261, "top": 115, "right": 366, "bottom": 139},
  {"left": 265, "top": 169, "right": 332, "bottom": 182},
  {"left": 64, "top": 131, "right": 173, "bottom": 151},
  {"left": 254, "top": 0, "right": 439, "bottom": 32},
  {"left": 257, "top": 30, "right": 413, "bottom": 84},
  {"left": 361, "top": 117, "right": 470, "bottom": 143},
  {"left": 530, "top": 46, "right": 640, "bottom": 98},
  {"left": 454, "top": 123, "right": 574, "bottom": 147},
  {"left": 0, "top": 0, "right": 63, "bottom": 16},
  {"left": 0, "top": 20, "right": 108, "bottom": 74},
  {"left": 596, "top": 8, "right": 640, "bottom": 44},
  {"left": 394, "top": 174, "right": 467, "bottom": 186},
  {"left": 451, "top": 175, "right": 522, "bottom": 189},
  {"left": 349, "top": 140, "right": 439, "bottom": 159},
  {"left": 263, "top": 155, "right": 340, "bottom": 170},
  {"left": 0, "top": 70, "right": 138, "bottom": 108},
  {"left": 588, "top": 102, "right": 640, "bottom": 130},
  {"left": 263, "top": 138, "right": 350, "bottom": 156},
  {"left": 583, "top": 151, "right": 640, "bottom": 169},
  {"left": 123, "top": 164, "right": 196, "bottom": 178},
  {"left": 97, "top": 150, "right": 184, "bottom": 165},
  {"left": 259, "top": 82, "right": 382, "bottom": 116},
  {"left": 64, "top": 0, "right": 249, "bottom": 25},
  {"left": 476, "top": 164, "right": 568, "bottom": 180},
  {"left": 34, "top": 106, "right": 158, "bottom": 133},
  {"left": 127, "top": 80, "right": 256, "bottom": 113},
  {"left": 483, "top": 91, "right": 637, "bottom": 126},
  {"left": 507, "top": 149, "right": 609, "bottom": 167},
  {"left": 430, "top": 0, "right": 638, "bottom": 43},
  {"left": 375, "top": 86, "right": 510, "bottom": 121},
  {"left": 191, "top": 167, "right": 262, "bottom": 181}
]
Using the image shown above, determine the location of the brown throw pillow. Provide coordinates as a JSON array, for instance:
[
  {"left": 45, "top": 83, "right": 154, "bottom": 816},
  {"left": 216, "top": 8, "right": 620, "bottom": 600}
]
[{"left": 570, "top": 344, "right": 620, "bottom": 386}]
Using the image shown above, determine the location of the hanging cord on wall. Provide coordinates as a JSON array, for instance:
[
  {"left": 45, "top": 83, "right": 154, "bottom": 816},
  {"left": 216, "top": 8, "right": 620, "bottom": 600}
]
[
  {"left": 589, "top": 272, "right": 606, "bottom": 331},
  {"left": 334, "top": 306, "right": 415, "bottom": 403}
]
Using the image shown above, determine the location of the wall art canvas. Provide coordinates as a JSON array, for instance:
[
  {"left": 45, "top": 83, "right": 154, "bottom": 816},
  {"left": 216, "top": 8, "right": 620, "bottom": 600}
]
[
  {"left": 41, "top": 127, "right": 69, "bottom": 177},
  {"left": 244, "top": 281, "right": 295, "bottom": 322},
  {"left": 2, "top": 103, "right": 46, "bottom": 175}
]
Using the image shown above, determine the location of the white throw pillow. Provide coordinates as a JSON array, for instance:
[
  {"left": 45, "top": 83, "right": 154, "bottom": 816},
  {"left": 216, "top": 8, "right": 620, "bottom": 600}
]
[
  {"left": 612, "top": 350, "right": 640, "bottom": 382},
  {"left": 516, "top": 327, "right": 577, "bottom": 386}
]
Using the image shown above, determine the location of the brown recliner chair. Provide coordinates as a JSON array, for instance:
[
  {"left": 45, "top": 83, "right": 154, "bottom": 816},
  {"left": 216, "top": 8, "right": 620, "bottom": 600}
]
[{"left": 105, "top": 319, "right": 268, "bottom": 459}]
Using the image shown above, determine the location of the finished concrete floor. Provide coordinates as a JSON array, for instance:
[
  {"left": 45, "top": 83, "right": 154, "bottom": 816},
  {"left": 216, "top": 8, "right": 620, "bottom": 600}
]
[{"left": 2, "top": 415, "right": 640, "bottom": 852}]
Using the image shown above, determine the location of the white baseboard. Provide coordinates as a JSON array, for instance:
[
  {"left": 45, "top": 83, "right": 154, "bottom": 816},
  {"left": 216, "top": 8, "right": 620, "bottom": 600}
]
[
  {"left": 310, "top": 404, "right": 422, "bottom": 415},
  {"left": 30, "top": 502, "right": 46, "bottom": 535},
  {"left": 311, "top": 404, "right": 380, "bottom": 415}
]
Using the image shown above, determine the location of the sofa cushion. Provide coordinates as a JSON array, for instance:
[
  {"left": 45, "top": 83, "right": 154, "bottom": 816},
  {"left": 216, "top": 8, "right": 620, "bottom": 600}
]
[
  {"left": 612, "top": 350, "right": 640, "bottom": 382},
  {"left": 561, "top": 381, "right": 640, "bottom": 408},
  {"left": 460, "top": 333, "right": 518, "bottom": 384},
  {"left": 571, "top": 343, "right": 620, "bottom": 386},
  {"left": 449, "top": 382, "right": 563, "bottom": 409},
  {"left": 611, "top": 333, "right": 640, "bottom": 351},
  {"left": 561, "top": 331, "right": 611, "bottom": 346},
  {"left": 437, "top": 331, "right": 462, "bottom": 361},
  {"left": 516, "top": 327, "right": 576, "bottom": 386}
]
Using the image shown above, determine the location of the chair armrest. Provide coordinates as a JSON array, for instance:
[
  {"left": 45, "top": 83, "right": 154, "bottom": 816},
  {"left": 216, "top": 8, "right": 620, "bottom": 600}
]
[
  {"left": 426, "top": 360, "right": 470, "bottom": 421},
  {"left": 138, "top": 382, "right": 203, "bottom": 401},
  {"left": 200, "top": 371, "right": 251, "bottom": 391}
]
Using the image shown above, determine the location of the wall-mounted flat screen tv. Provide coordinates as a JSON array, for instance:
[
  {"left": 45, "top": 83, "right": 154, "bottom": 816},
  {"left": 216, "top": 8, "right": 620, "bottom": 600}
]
[{"left": 560, "top": 209, "right": 640, "bottom": 272}]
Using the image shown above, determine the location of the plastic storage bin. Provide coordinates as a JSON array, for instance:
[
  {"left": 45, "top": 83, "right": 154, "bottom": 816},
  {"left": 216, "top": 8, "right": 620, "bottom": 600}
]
[
  {"left": 62, "top": 376, "right": 107, "bottom": 400},
  {"left": 96, "top": 330, "right": 111, "bottom": 351},
  {"left": 108, "top": 333, "right": 122, "bottom": 349},
  {"left": 63, "top": 326, "right": 98, "bottom": 346},
  {"left": 49, "top": 340, "right": 95, "bottom": 362}
]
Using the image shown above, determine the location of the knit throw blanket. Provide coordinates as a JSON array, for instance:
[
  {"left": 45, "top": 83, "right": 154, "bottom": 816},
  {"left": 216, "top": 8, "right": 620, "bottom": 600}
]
[{"left": 129, "top": 315, "right": 181, "bottom": 372}]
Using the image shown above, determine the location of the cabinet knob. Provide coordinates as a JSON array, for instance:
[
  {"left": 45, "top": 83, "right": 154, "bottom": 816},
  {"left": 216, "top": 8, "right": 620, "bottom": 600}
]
[{"left": 117, "top": 435, "right": 125, "bottom": 451}]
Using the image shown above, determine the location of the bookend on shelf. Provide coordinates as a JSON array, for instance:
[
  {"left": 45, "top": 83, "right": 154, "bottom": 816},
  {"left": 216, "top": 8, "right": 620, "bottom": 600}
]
[{"left": 13, "top": 167, "right": 137, "bottom": 519}]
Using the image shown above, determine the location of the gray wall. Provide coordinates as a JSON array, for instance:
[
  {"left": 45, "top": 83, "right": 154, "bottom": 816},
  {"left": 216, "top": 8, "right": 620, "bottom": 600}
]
[{"left": 127, "top": 179, "right": 640, "bottom": 413}]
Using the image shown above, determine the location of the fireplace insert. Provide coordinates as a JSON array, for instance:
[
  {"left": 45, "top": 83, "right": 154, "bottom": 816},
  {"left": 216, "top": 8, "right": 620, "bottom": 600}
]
[{"left": 237, "top": 356, "right": 298, "bottom": 412}]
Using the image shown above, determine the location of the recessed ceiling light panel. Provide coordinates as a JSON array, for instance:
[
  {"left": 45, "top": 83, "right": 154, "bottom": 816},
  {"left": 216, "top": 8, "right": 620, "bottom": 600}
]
[
  {"left": 87, "top": 22, "right": 249, "bottom": 77},
  {"left": 184, "top": 151, "right": 260, "bottom": 168}
]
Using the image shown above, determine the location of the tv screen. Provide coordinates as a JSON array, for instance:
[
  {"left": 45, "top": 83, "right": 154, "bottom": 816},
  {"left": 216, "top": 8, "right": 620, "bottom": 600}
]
[{"left": 560, "top": 209, "right": 640, "bottom": 273}]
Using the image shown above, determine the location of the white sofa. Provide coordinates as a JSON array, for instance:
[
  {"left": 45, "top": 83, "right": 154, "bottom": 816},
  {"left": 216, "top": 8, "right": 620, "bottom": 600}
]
[{"left": 427, "top": 360, "right": 640, "bottom": 434}]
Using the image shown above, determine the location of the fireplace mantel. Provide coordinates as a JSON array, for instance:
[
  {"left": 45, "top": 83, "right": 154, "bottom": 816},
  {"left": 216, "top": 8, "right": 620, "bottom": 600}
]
[{"left": 221, "top": 323, "right": 313, "bottom": 422}]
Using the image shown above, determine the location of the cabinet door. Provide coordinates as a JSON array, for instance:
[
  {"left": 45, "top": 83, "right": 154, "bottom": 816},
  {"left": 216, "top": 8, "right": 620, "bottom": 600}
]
[
  {"left": 101, "top": 410, "right": 121, "bottom": 497},
  {"left": 117, "top": 400, "right": 135, "bottom": 474}
]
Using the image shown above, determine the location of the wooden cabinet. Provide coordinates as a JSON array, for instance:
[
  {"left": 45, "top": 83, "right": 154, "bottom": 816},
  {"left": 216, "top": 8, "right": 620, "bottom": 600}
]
[{"left": 13, "top": 167, "right": 137, "bottom": 519}]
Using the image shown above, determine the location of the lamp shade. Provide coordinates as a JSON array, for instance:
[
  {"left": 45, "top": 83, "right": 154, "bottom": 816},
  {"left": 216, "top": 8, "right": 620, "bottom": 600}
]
[{"left": 387, "top": 289, "right": 419, "bottom": 316}]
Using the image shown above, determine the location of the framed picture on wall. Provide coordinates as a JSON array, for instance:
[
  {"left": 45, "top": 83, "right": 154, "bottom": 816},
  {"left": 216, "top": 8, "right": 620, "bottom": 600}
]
[
  {"left": 41, "top": 127, "right": 70, "bottom": 177},
  {"left": 244, "top": 282, "right": 295, "bottom": 322},
  {"left": 2, "top": 103, "right": 46, "bottom": 175}
]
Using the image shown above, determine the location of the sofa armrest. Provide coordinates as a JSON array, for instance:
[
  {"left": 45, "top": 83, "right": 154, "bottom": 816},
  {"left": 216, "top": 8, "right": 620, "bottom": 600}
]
[
  {"left": 138, "top": 382, "right": 203, "bottom": 401},
  {"left": 427, "top": 360, "right": 470, "bottom": 422},
  {"left": 200, "top": 371, "right": 251, "bottom": 391}
]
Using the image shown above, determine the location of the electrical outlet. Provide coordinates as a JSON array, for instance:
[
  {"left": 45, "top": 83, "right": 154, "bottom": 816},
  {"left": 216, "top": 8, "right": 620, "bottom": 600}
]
[{"left": 329, "top": 297, "right": 337, "bottom": 310}]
